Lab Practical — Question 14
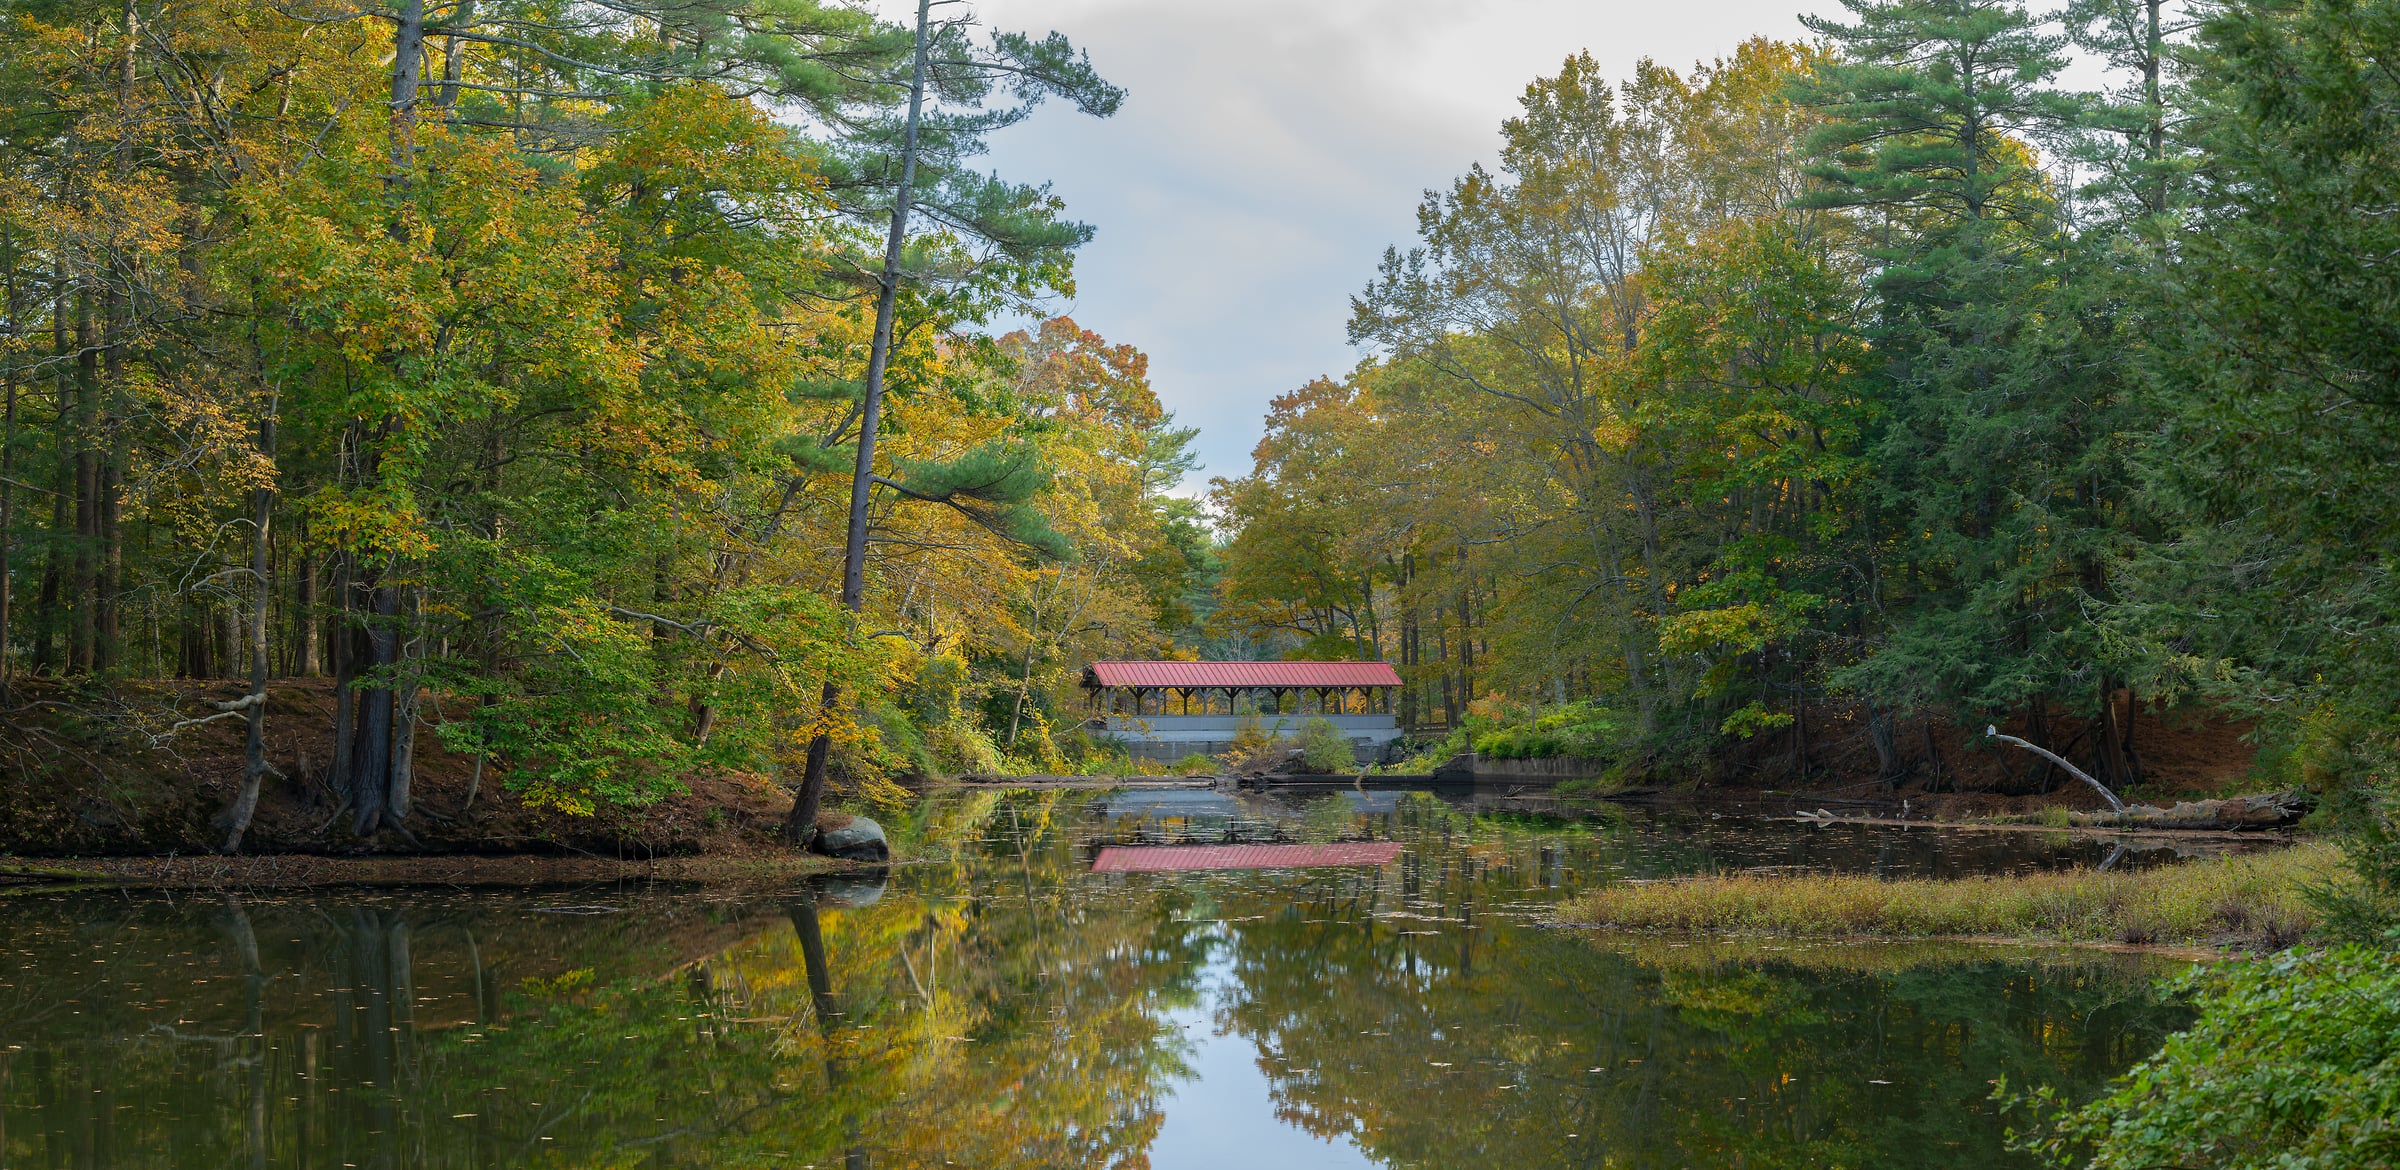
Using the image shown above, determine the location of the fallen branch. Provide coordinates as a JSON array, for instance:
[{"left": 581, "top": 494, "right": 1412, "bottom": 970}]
[
  {"left": 1985, "top": 725, "right": 2124, "bottom": 812},
  {"left": 157, "top": 692, "right": 268, "bottom": 740}
]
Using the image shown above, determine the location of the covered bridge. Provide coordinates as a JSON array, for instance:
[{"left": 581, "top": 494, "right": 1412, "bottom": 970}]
[{"left": 1081, "top": 661, "right": 1404, "bottom": 764}]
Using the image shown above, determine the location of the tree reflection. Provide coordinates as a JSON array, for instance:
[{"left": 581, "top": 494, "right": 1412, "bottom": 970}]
[
  {"left": 1201, "top": 804, "right": 2193, "bottom": 1169},
  {"left": 0, "top": 792, "right": 2194, "bottom": 1169},
  {"left": 0, "top": 792, "right": 1207, "bottom": 1168}
]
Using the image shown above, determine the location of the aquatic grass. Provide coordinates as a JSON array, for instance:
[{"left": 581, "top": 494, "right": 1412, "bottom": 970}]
[
  {"left": 1559, "top": 844, "right": 2343, "bottom": 949},
  {"left": 1582, "top": 935, "right": 2193, "bottom": 977}
]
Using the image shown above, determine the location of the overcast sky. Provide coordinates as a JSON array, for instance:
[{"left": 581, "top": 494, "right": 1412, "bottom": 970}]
[{"left": 939, "top": 0, "right": 1849, "bottom": 493}]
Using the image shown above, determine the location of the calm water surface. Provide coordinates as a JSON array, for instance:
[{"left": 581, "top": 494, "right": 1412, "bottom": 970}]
[{"left": 1, "top": 792, "right": 2232, "bottom": 1168}]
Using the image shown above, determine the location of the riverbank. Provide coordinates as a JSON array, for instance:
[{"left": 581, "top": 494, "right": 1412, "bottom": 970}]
[
  {"left": 1556, "top": 842, "right": 2342, "bottom": 950},
  {"left": 0, "top": 850, "right": 848, "bottom": 890},
  {"left": 0, "top": 677, "right": 826, "bottom": 859}
]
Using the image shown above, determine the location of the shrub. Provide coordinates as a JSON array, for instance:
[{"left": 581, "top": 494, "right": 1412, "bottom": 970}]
[
  {"left": 1298, "top": 717, "right": 1358, "bottom": 773},
  {"left": 1173, "top": 752, "right": 1217, "bottom": 776},
  {"left": 1467, "top": 700, "right": 1627, "bottom": 760},
  {"left": 924, "top": 721, "right": 1006, "bottom": 774},
  {"left": 2014, "top": 939, "right": 2400, "bottom": 1169}
]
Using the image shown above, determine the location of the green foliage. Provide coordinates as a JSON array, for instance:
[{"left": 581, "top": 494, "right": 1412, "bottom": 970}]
[
  {"left": 0, "top": 0, "right": 1169, "bottom": 831},
  {"left": 924, "top": 721, "right": 1008, "bottom": 774},
  {"left": 1296, "top": 717, "right": 1358, "bottom": 773},
  {"left": 1470, "top": 702, "right": 1628, "bottom": 760},
  {"left": 2015, "top": 941, "right": 2400, "bottom": 1169},
  {"left": 887, "top": 440, "right": 1073, "bottom": 562}
]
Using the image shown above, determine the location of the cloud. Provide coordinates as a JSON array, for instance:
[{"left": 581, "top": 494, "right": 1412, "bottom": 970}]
[{"left": 945, "top": 0, "right": 1840, "bottom": 491}]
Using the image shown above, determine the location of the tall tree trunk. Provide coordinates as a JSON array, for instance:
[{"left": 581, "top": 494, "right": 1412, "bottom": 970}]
[
  {"left": 0, "top": 342, "right": 16, "bottom": 698},
  {"left": 349, "top": 579, "right": 399, "bottom": 836},
  {"left": 98, "top": 305, "right": 120, "bottom": 672},
  {"left": 222, "top": 392, "right": 276, "bottom": 853},
  {"left": 71, "top": 292, "right": 95, "bottom": 673},
  {"left": 436, "top": 0, "right": 474, "bottom": 111},
  {"left": 328, "top": 553, "right": 356, "bottom": 807},
  {"left": 293, "top": 529, "right": 317, "bottom": 676},
  {"left": 1866, "top": 702, "right": 1900, "bottom": 787},
  {"left": 387, "top": 0, "right": 425, "bottom": 199},
  {"left": 34, "top": 271, "right": 68, "bottom": 675},
  {"left": 341, "top": 0, "right": 426, "bottom": 836},
  {"left": 786, "top": 0, "right": 934, "bottom": 848},
  {"left": 2025, "top": 696, "right": 2054, "bottom": 794},
  {"left": 2096, "top": 679, "right": 2142, "bottom": 790},
  {"left": 388, "top": 588, "right": 419, "bottom": 822},
  {"left": 1399, "top": 553, "right": 1418, "bottom": 729},
  {"left": 2143, "top": 0, "right": 2164, "bottom": 214}
]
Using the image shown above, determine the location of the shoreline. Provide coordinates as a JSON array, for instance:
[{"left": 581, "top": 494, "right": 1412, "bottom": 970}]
[{"left": 0, "top": 850, "right": 851, "bottom": 891}]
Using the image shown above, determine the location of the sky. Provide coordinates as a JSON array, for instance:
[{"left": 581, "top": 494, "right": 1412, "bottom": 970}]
[{"left": 944, "top": 0, "right": 1849, "bottom": 494}]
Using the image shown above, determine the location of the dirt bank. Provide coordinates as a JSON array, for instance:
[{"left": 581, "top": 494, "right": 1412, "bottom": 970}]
[
  {"left": 0, "top": 851, "right": 846, "bottom": 889},
  {"left": 0, "top": 677, "right": 811, "bottom": 860}
]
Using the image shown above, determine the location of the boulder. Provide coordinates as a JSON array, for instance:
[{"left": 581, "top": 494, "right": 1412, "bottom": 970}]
[
  {"left": 1431, "top": 752, "right": 1477, "bottom": 783},
  {"left": 812, "top": 813, "right": 891, "bottom": 862}
]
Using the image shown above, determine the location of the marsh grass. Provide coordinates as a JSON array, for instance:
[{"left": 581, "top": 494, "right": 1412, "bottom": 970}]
[
  {"left": 1583, "top": 935, "right": 2192, "bottom": 977},
  {"left": 1559, "top": 844, "right": 2341, "bottom": 949}
]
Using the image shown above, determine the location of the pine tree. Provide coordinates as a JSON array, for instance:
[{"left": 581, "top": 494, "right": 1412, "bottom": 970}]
[{"left": 1798, "top": 0, "right": 2150, "bottom": 788}]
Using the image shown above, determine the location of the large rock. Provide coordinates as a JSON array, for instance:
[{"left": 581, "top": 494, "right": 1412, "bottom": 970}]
[
  {"left": 1431, "top": 752, "right": 1477, "bottom": 783},
  {"left": 813, "top": 813, "right": 891, "bottom": 862}
]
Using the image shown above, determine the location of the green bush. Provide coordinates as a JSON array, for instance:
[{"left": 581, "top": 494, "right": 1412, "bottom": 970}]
[
  {"left": 2015, "top": 939, "right": 2400, "bottom": 1169},
  {"left": 924, "top": 721, "right": 1006, "bottom": 774},
  {"left": 1468, "top": 701, "right": 1626, "bottom": 760},
  {"left": 1298, "top": 717, "right": 1358, "bottom": 773}
]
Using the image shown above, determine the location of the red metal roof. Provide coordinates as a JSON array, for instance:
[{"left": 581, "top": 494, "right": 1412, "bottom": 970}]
[
  {"left": 1083, "top": 661, "right": 1401, "bottom": 689},
  {"left": 1090, "top": 842, "right": 1405, "bottom": 872}
]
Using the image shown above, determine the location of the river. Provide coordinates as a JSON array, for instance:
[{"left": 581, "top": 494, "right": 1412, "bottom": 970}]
[{"left": 0, "top": 789, "right": 2240, "bottom": 1167}]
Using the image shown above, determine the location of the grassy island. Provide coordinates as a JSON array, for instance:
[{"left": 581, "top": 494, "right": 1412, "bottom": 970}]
[{"left": 1558, "top": 844, "right": 2342, "bottom": 950}]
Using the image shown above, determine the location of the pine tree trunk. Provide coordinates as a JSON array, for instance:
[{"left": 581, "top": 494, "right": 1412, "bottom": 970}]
[{"left": 786, "top": 0, "right": 935, "bottom": 848}]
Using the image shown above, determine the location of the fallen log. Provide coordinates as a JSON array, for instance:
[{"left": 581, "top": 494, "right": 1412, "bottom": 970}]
[{"left": 2066, "top": 790, "right": 2314, "bottom": 831}]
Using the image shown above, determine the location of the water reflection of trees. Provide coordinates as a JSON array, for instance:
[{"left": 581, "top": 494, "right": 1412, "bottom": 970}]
[
  {"left": 0, "top": 792, "right": 1211, "bottom": 1168},
  {"left": 1203, "top": 802, "right": 2193, "bottom": 1169},
  {"left": 1, "top": 791, "right": 2196, "bottom": 1169}
]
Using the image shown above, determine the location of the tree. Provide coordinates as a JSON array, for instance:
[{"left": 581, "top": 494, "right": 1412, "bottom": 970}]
[
  {"left": 2120, "top": 0, "right": 2400, "bottom": 919},
  {"left": 785, "top": 0, "right": 1122, "bottom": 846}
]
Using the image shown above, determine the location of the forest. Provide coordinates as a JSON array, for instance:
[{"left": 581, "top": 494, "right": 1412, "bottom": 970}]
[
  {"left": 0, "top": 0, "right": 1219, "bottom": 846},
  {"left": 1211, "top": 2, "right": 2400, "bottom": 909},
  {"left": 0, "top": 0, "right": 2395, "bottom": 901},
  {"left": 4, "top": 0, "right": 2399, "bottom": 1165}
]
